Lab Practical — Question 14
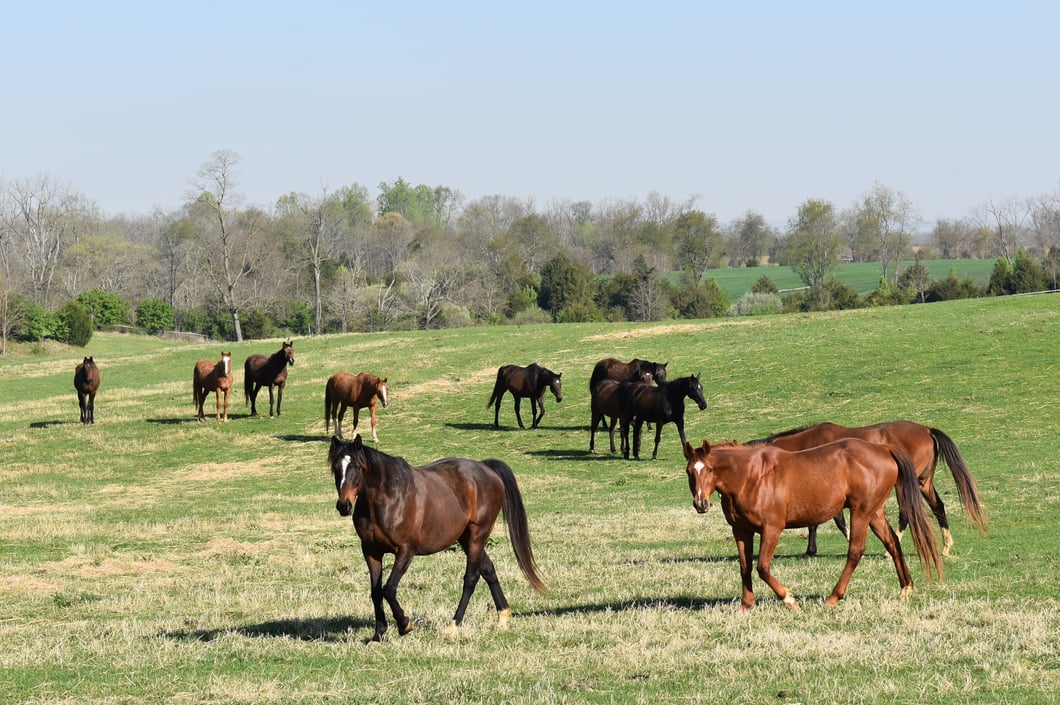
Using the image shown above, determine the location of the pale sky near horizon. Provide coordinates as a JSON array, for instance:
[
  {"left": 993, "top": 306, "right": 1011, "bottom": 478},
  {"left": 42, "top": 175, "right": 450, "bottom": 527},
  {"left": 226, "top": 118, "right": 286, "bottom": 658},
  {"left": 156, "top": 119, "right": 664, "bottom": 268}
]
[{"left": 3, "top": 1, "right": 1058, "bottom": 226}]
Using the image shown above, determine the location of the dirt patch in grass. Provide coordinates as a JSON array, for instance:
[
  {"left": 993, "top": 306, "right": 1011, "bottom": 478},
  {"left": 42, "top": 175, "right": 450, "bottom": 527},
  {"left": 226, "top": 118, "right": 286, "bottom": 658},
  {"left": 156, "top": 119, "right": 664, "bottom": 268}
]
[{"left": 580, "top": 323, "right": 712, "bottom": 342}]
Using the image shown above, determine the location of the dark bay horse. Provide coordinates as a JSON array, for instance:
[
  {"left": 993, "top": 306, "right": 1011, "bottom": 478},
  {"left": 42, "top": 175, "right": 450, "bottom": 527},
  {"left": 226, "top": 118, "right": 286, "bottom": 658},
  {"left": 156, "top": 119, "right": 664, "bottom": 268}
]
[
  {"left": 683, "top": 438, "right": 942, "bottom": 611},
  {"left": 752, "top": 421, "right": 987, "bottom": 556},
  {"left": 487, "top": 363, "right": 563, "bottom": 429},
  {"left": 193, "top": 352, "right": 233, "bottom": 422},
  {"left": 244, "top": 341, "right": 294, "bottom": 417},
  {"left": 325, "top": 372, "right": 388, "bottom": 442},
  {"left": 619, "top": 374, "right": 707, "bottom": 460},
  {"left": 74, "top": 356, "right": 100, "bottom": 425},
  {"left": 329, "top": 435, "right": 547, "bottom": 642},
  {"left": 589, "top": 357, "right": 667, "bottom": 391},
  {"left": 589, "top": 378, "right": 627, "bottom": 455}
]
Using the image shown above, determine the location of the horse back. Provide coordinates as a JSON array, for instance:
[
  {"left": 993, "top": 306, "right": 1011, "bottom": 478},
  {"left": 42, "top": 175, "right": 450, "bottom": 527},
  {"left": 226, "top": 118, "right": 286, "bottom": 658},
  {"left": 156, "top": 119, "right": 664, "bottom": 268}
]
[
  {"left": 591, "top": 378, "right": 623, "bottom": 417},
  {"left": 620, "top": 381, "right": 669, "bottom": 421}
]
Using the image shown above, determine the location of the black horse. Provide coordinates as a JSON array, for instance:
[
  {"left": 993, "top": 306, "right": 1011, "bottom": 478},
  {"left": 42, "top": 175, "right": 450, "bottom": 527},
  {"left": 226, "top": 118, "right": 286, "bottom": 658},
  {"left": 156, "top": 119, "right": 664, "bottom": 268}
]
[
  {"left": 620, "top": 374, "right": 708, "bottom": 460},
  {"left": 243, "top": 341, "right": 295, "bottom": 417},
  {"left": 487, "top": 363, "right": 563, "bottom": 429}
]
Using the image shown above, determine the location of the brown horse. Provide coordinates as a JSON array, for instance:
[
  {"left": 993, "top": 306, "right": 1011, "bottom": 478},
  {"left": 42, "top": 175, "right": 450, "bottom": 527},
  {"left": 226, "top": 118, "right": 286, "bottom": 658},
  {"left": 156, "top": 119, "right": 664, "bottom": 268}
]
[
  {"left": 589, "top": 378, "right": 627, "bottom": 455},
  {"left": 193, "top": 352, "right": 234, "bottom": 422},
  {"left": 751, "top": 421, "right": 987, "bottom": 556},
  {"left": 589, "top": 357, "right": 666, "bottom": 391},
  {"left": 330, "top": 434, "right": 547, "bottom": 642},
  {"left": 487, "top": 363, "right": 563, "bottom": 429},
  {"left": 683, "top": 438, "right": 942, "bottom": 611},
  {"left": 619, "top": 374, "right": 708, "bottom": 460},
  {"left": 73, "top": 356, "right": 101, "bottom": 425},
  {"left": 325, "top": 372, "right": 388, "bottom": 442},
  {"left": 244, "top": 341, "right": 295, "bottom": 417}
]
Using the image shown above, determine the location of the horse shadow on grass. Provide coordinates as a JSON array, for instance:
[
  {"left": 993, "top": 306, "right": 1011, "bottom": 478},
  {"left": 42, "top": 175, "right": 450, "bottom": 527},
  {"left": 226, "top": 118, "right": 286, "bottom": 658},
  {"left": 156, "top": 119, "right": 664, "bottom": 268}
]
[
  {"left": 163, "top": 615, "right": 374, "bottom": 643},
  {"left": 30, "top": 420, "right": 68, "bottom": 429},
  {"left": 446, "top": 422, "right": 588, "bottom": 434}
]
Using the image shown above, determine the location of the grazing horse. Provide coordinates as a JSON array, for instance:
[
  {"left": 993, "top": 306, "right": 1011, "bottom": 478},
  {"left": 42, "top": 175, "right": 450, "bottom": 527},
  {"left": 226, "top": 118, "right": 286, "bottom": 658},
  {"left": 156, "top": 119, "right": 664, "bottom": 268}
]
[
  {"left": 487, "top": 363, "right": 563, "bottom": 429},
  {"left": 683, "top": 438, "right": 942, "bottom": 611},
  {"left": 751, "top": 421, "right": 987, "bottom": 556},
  {"left": 73, "top": 356, "right": 101, "bottom": 425},
  {"left": 329, "top": 435, "right": 547, "bottom": 642},
  {"left": 325, "top": 372, "right": 388, "bottom": 442},
  {"left": 619, "top": 374, "right": 708, "bottom": 460},
  {"left": 589, "top": 378, "right": 627, "bottom": 455},
  {"left": 589, "top": 357, "right": 667, "bottom": 392},
  {"left": 193, "top": 352, "right": 234, "bottom": 422},
  {"left": 244, "top": 341, "right": 295, "bottom": 417}
]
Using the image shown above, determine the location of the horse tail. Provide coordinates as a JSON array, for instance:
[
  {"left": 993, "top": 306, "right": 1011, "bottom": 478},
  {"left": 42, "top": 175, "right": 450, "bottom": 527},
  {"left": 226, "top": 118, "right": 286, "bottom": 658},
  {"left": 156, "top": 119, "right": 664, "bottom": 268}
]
[
  {"left": 324, "top": 380, "right": 333, "bottom": 433},
  {"left": 892, "top": 448, "right": 943, "bottom": 581},
  {"left": 482, "top": 459, "right": 547, "bottom": 594},
  {"left": 930, "top": 427, "right": 987, "bottom": 534},
  {"left": 243, "top": 360, "right": 252, "bottom": 406},
  {"left": 486, "top": 369, "right": 504, "bottom": 409}
]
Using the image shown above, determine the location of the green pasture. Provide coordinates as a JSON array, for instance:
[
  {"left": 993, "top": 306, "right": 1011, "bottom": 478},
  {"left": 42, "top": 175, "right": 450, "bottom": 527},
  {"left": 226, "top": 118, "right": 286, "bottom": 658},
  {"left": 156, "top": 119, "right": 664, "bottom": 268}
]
[
  {"left": 1, "top": 294, "right": 1057, "bottom": 704},
  {"left": 706, "top": 258, "right": 997, "bottom": 300}
]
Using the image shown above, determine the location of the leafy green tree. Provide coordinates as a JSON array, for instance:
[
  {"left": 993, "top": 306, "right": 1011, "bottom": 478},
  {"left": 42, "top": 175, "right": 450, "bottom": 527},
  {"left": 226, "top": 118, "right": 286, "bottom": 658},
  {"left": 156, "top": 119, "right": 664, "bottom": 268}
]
[
  {"left": 56, "top": 301, "right": 93, "bottom": 347},
  {"left": 672, "top": 210, "right": 723, "bottom": 280},
  {"left": 136, "top": 297, "right": 175, "bottom": 334},
  {"left": 538, "top": 253, "right": 597, "bottom": 321},
  {"left": 926, "top": 269, "right": 981, "bottom": 302},
  {"left": 670, "top": 278, "right": 729, "bottom": 319},
  {"left": 751, "top": 275, "right": 780, "bottom": 294},
  {"left": 784, "top": 199, "right": 842, "bottom": 309},
  {"left": 76, "top": 289, "right": 129, "bottom": 329}
]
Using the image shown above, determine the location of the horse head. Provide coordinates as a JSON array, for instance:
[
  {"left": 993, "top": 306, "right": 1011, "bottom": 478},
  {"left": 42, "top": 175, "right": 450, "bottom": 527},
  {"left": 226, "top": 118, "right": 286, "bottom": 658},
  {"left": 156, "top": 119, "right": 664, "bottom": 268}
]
[
  {"left": 376, "top": 378, "right": 389, "bottom": 408},
  {"left": 282, "top": 341, "right": 295, "bottom": 366},
  {"left": 548, "top": 371, "right": 563, "bottom": 402},
  {"left": 220, "top": 352, "right": 233, "bottom": 377},
  {"left": 683, "top": 440, "right": 715, "bottom": 513},
  {"left": 681, "top": 373, "right": 708, "bottom": 411},
  {"left": 331, "top": 434, "right": 366, "bottom": 516}
]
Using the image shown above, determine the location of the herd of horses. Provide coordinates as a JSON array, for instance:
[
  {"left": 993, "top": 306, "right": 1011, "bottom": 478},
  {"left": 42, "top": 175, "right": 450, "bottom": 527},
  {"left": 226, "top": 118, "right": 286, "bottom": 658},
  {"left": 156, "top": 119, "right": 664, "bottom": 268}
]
[{"left": 68, "top": 346, "right": 988, "bottom": 642}]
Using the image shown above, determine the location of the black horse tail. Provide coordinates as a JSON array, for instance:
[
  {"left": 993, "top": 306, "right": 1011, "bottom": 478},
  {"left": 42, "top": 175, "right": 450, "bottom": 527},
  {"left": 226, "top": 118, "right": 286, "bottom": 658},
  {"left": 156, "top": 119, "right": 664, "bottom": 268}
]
[
  {"left": 482, "top": 459, "right": 547, "bottom": 594},
  {"left": 243, "top": 360, "right": 253, "bottom": 406},
  {"left": 892, "top": 448, "right": 943, "bottom": 581},
  {"left": 930, "top": 427, "right": 987, "bottom": 534},
  {"left": 323, "top": 381, "right": 333, "bottom": 433},
  {"left": 486, "top": 369, "right": 504, "bottom": 409}
]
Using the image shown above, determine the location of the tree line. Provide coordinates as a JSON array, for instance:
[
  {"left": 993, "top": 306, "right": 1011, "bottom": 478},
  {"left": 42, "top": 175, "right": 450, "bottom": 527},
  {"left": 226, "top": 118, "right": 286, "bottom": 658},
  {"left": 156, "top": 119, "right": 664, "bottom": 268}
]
[{"left": 2, "top": 149, "right": 1058, "bottom": 351}]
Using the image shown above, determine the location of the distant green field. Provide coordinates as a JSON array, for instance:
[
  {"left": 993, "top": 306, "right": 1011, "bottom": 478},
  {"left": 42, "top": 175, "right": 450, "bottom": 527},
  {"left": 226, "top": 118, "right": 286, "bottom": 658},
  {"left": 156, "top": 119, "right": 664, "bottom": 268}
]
[{"left": 706, "top": 258, "right": 997, "bottom": 300}]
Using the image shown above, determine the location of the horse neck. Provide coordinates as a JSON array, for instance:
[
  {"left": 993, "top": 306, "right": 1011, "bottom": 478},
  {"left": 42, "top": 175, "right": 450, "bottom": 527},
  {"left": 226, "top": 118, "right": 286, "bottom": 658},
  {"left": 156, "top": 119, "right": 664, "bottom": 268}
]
[{"left": 708, "top": 447, "right": 754, "bottom": 497}]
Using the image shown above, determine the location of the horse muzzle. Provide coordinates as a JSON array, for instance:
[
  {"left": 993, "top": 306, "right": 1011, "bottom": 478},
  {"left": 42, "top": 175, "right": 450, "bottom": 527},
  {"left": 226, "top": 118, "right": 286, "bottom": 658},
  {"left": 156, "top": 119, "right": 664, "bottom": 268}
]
[
  {"left": 336, "top": 498, "right": 353, "bottom": 516},
  {"left": 692, "top": 497, "right": 710, "bottom": 514}
]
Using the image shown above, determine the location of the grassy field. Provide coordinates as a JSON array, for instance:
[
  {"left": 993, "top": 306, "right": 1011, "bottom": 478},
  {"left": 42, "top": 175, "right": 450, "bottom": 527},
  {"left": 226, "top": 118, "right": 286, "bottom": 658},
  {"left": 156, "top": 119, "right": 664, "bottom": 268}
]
[
  {"left": 707, "top": 258, "right": 997, "bottom": 300},
  {"left": 1, "top": 294, "right": 1057, "bottom": 704}
]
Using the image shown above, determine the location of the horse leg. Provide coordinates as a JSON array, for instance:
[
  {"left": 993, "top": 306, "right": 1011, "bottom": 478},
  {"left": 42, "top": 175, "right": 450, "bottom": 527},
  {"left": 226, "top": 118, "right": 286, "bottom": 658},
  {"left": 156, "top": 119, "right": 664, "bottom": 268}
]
[
  {"left": 531, "top": 395, "right": 544, "bottom": 429},
  {"left": 222, "top": 388, "right": 229, "bottom": 422},
  {"left": 608, "top": 416, "right": 618, "bottom": 454},
  {"left": 478, "top": 552, "right": 512, "bottom": 629},
  {"left": 369, "top": 403, "right": 379, "bottom": 443},
  {"left": 380, "top": 549, "right": 416, "bottom": 638},
  {"left": 834, "top": 511, "right": 849, "bottom": 538},
  {"left": 351, "top": 406, "right": 360, "bottom": 437},
  {"left": 445, "top": 536, "right": 490, "bottom": 635},
  {"left": 249, "top": 384, "right": 260, "bottom": 417},
  {"left": 335, "top": 403, "right": 346, "bottom": 439},
  {"left": 651, "top": 421, "right": 665, "bottom": 460},
  {"left": 274, "top": 382, "right": 284, "bottom": 417},
  {"left": 825, "top": 513, "right": 870, "bottom": 606},
  {"left": 589, "top": 409, "right": 599, "bottom": 452},
  {"left": 732, "top": 527, "right": 757, "bottom": 611},
  {"left": 755, "top": 526, "right": 799, "bottom": 610},
  {"left": 214, "top": 390, "right": 222, "bottom": 422},
  {"left": 632, "top": 420, "right": 643, "bottom": 460},
  {"left": 805, "top": 524, "right": 819, "bottom": 557},
  {"left": 492, "top": 392, "right": 503, "bottom": 428},
  {"left": 88, "top": 392, "right": 95, "bottom": 424},
  {"left": 869, "top": 510, "right": 914, "bottom": 600},
  {"left": 363, "top": 553, "right": 389, "bottom": 642},
  {"left": 513, "top": 397, "right": 525, "bottom": 429},
  {"left": 78, "top": 392, "right": 87, "bottom": 424},
  {"left": 920, "top": 482, "right": 952, "bottom": 556},
  {"left": 267, "top": 384, "right": 276, "bottom": 417}
]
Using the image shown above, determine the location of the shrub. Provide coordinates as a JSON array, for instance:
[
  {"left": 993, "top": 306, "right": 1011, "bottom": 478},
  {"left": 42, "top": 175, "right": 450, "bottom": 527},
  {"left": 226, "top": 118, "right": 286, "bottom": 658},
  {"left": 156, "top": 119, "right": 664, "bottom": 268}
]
[
  {"left": 55, "top": 301, "right": 93, "bottom": 347},
  {"left": 75, "top": 289, "right": 129, "bottom": 329},
  {"left": 136, "top": 297, "right": 175, "bottom": 334},
  {"left": 729, "top": 292, "right": 783, "bottom": 317}
]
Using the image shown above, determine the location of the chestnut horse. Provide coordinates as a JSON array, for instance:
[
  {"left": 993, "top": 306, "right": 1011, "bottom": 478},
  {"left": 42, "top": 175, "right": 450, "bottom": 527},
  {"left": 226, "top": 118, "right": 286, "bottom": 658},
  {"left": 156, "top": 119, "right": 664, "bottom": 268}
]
[
  {"left": 325, "top": 372, "right": 388, "bottom": 442},
  {"left": 244, "top": 341, "right": 295, "bottom": 417},
  {"left": 486, "top": 363, "right": 563, "bottom": 429},
  {"left": 193, "top": 352, "right": 234, "bottom": 422},
  {"left": 683, "top": 438, "right": 942, "bottom": 611},
  {"left": 329, "top": 434, "right": 547, "bottom": 642},
  {"left": 751, "top": 421, "right": 987, "bottom": 556},
  {"left": 74, "top": 356, "right": 101, "bottom": 425},
  {"left": 619, "top": 374, "right": 708, "bottom": 460}
]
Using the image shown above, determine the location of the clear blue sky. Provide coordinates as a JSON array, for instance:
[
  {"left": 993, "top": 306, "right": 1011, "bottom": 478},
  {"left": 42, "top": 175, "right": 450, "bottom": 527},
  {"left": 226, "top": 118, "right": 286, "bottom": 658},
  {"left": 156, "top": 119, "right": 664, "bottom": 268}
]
[{"left": 3, "top": 1, "right": 1058, "bottom": 225}]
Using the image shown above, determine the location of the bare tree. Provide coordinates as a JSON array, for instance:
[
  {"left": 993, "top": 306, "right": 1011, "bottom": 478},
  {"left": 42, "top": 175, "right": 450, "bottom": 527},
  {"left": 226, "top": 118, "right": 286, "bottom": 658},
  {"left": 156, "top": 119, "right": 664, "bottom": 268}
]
[
  {"left": 980, "top": 197, "right": 1030, "bottom": 265},
  {"left": 187, "top": 150, "right": 261, "bottom": 341},
  {"left": 853, "top": 183, "right": 920, "bottom": 284}
]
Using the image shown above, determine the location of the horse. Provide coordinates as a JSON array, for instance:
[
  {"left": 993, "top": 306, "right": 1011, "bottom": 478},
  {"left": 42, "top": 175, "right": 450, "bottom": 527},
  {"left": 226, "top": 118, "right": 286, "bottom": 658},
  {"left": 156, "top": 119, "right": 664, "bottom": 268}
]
[
  {"left": 243, "top": 341, "right": 295, "bottom": 417},
  {"left": 329, "top": 434, "right": 547, "bottom": 642},
  {"left": 193, "top": 352, "right": 233, "bottom": 422},
  {"left": 683, "top": 438, "right": 942, "bottom": 611},
  {"left": 486, "top": 363, "right": 563, "bottom": 429},
  {"left": 589, "top": 378, "right": 628, "bottom": 455},
  {"left": 588, "top": 357, "right": 667, "bottom": 392},
  {"left": 73, "top": 356, "right": 100, "bottom": 425},
  {"left": 325, "top": 372, "right": 388, "bottom": 442},
  {"left": 619, "top": 374, "right": 707, "bottom": 460},
  {"left": 750, "top": 421, "right": 987, "bottom": 556}
]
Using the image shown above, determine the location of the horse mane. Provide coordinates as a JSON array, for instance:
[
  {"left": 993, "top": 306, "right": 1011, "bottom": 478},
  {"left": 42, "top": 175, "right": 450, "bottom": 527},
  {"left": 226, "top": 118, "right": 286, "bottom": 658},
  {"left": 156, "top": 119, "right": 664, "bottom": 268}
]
[
  {"left": 358, "top": 439, "right": 414, "bottom": 492},
  {"left": 747, "top": 425, "right": 814, "bottom": 446}
]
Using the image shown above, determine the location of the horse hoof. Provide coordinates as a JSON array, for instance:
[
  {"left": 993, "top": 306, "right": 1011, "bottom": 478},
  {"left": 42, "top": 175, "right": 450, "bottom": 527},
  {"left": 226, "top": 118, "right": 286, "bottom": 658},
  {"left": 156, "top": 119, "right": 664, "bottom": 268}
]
[
  {"left": 442, "top": 621, "right": 459, "bottom": 637},
  {"left": 900, "top": 586, "right": 913, "bottom": 601},
  {"left": 398, "top": 621, "right": 414, "bottom": 636},
  {"left": 497, "top": 608, "right": 511, "bottom": 631},
  {"left": 783, "top": 594, "right": 799, "bottom": 610}
]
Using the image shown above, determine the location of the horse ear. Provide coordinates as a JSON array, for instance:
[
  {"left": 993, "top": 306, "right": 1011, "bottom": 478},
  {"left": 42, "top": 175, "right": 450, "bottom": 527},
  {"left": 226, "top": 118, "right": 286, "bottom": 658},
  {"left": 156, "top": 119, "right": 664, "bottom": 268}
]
[
  {"left": 351, "top": 434, "right": 364, "bottom": 450},
  {"left": 701, "top": 439, "right": 711, "bottom": 452},
  {"left": 683, "top": 441, "right": 695, "bottom": 460}
]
